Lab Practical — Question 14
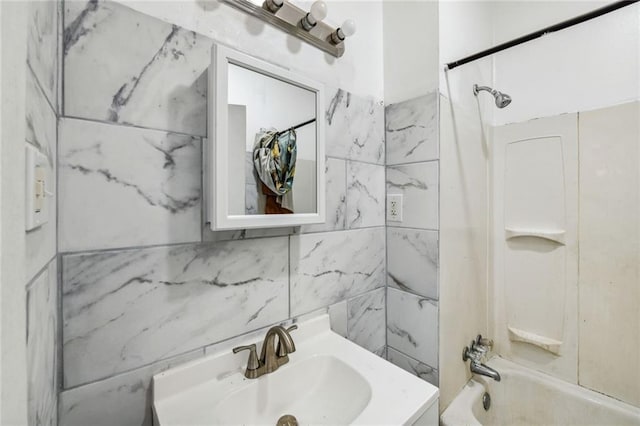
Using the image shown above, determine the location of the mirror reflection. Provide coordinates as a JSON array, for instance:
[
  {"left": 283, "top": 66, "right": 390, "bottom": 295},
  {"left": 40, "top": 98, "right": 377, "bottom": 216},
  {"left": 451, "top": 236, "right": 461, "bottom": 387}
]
[{"left": 227, "top": 63, "right": 317, "bottom": 216}]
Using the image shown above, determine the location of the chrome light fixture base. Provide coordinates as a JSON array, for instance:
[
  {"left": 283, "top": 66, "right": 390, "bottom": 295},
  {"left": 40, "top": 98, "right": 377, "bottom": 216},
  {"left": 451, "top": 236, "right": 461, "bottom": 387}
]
[{"left": 222, "top": 0, "right": 346, "bottom": 58}]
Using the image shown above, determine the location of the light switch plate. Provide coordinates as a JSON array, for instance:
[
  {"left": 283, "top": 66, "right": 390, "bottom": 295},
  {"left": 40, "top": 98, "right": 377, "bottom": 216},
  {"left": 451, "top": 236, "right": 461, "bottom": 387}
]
[
  {"left": 387, "top": 194, "right": 403, "bottom": 222},
  {"left": 25, "top": 144, "right": 50, "bottom": 231}
]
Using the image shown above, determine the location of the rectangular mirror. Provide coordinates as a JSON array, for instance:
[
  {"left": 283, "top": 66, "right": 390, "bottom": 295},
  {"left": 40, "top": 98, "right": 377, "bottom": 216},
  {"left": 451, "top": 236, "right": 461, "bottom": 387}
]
[{"left": 208, "top": 45, "right": 325, "bottom": 230}]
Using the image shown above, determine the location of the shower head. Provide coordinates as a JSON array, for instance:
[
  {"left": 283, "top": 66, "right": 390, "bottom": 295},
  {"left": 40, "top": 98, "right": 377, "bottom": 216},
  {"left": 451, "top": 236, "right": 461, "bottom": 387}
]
[{"left": 473, "top": 84, "right": 512, "bottom": 108}]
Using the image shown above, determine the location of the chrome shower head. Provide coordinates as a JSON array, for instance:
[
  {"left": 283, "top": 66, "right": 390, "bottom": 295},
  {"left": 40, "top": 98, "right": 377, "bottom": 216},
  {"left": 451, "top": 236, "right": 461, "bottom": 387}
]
[{"left": 473, "top": 84, "right": 512, "bottom": 108}]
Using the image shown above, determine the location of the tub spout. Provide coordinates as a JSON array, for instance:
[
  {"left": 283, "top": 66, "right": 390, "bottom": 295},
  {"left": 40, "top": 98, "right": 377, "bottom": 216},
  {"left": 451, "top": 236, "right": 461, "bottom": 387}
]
[
  {"left": 470, "top": 362, "right": 501, "bottom": 382},
  {"left": 462, "top": 336, "right": 501, "bottom": 382}
]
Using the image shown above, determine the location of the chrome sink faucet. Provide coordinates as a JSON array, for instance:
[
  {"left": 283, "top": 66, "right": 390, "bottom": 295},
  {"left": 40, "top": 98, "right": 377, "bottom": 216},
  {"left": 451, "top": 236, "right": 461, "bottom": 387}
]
[
  {"left": 463, "top": 334, "right": 501, "bottom": 382},
  {"left": 233, "top": 325, "right": 297, "bottom": 379}
]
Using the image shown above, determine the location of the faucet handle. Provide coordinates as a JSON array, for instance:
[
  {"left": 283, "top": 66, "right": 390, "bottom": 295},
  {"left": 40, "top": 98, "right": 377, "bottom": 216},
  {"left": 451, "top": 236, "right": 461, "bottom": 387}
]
[
  {"left": 233, "top": 344, "right": 260, "bottom": 370},
  {"left": 475, "top": 334, "right": 494, "bottom": 349},
  {"left": 276, "top": 325, "right": 298, "bottom": 357}
]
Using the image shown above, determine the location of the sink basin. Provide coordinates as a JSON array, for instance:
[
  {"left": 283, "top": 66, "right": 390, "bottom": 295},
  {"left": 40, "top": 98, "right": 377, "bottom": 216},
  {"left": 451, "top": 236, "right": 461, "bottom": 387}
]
[
  {"left": 213, "top": 355, "right": 371, "bottom": 425},
  {"left": 152, "top": 314, "right": 438, "bottom": 425}
]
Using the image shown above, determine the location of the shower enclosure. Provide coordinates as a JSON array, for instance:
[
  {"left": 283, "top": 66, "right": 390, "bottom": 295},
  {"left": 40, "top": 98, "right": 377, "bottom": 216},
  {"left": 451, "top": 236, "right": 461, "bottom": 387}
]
[{"left": 438, "top": 0, "right": 640, "bottom": 419}]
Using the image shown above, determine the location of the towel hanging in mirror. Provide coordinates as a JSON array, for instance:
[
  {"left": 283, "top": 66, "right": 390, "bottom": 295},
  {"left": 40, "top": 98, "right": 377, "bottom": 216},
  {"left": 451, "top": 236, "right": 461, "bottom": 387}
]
[{"left": 253, "top": 128, "right": 297, "bottom": 214}]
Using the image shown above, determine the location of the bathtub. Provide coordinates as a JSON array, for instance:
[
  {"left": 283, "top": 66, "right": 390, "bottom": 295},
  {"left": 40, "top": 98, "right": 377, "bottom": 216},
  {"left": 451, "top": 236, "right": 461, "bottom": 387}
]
[{"left": 441, "top": 357, "right": 640, "bottom": 426}]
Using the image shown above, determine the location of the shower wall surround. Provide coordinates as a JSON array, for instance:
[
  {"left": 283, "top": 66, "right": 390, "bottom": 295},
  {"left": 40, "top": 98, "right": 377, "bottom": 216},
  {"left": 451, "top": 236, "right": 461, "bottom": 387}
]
[
  {"left": 384, "top": 92, "right": 440, "bottom": 387},
  {"left": 25, "top": 1, "right": 60, "bottom": 425},
  {"left": 58, "top": 1, "right": 385, "bottom": 425}
]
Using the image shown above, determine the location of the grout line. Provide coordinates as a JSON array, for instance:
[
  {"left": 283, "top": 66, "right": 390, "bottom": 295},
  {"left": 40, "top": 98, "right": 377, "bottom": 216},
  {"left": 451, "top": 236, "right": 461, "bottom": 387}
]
[
  {"left": 59, "top": 226, "right": 387, "bottom": 257},
  {"left": 287, "top": 235, "right": 291, "bottom": 319},
  {"left": 57, "top": 1, "right": 64, "bottom": 416},
  {"left": 25, "top": 253, "right": 57, "bottom": 290},
  {"left": 327, "top": 156, "right": 385, "bottom": 167},
  {"left": 59, "top": 240, "right": 207, "bottom": 256},
  {"left": 383, "top": 113, "right": 389, "bottom": 355},
  {"left": 386, "top": 158, "right": 441, "bottom": 167},
  {"left": 290, "top": 284, "right": 386, "bottom": 321},
  {"left": 387, "top": 345, "right": 439, "bottom": 372},
  {"left": 386, "top": 225, "right": 440, "bottom": 232},
  {"left": 435, "top": 95, "right": 441, "bottom": 373},
  {"left": 387, "top": 286, "right": 439, "bottom": 304},
  {"left": 344, "top": 159, "right": 349, "bottom": 228},
  {"left": 61, "top": 346, "right": 204, "bottom": 392},
  {"left": 26, "top": 61, "right": 57, "bottom": 116},
  {"left": 60, "top": 114, "right": 206, "bottom": 139}
]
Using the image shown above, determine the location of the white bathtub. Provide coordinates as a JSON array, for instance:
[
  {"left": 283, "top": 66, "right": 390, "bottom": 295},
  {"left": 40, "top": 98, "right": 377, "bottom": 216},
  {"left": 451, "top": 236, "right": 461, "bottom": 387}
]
[{"left": 441, "top": 357, "right": 640, "bottom": 426}]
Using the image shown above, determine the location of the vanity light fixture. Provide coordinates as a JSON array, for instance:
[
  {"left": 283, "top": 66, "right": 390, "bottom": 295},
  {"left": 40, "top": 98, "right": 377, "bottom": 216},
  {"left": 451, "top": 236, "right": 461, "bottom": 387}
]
[
  {"left": 300, "top": 1, "right": 327, "bottom": 31},
  {"left": 330, "top": 19, "right": 356, "bottom": 44},
  {"left": 222, "top": 0, "right": 355, "bottom": 57}
]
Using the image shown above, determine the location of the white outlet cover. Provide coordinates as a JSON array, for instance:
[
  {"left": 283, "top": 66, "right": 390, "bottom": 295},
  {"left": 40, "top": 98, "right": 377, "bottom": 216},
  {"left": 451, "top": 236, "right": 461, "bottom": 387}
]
[
  {"left": 25, "top": 144, "right": 50, "bottom": 231},
  {"left": 387, "top": 194, "right": 403, "bottom": 222}
]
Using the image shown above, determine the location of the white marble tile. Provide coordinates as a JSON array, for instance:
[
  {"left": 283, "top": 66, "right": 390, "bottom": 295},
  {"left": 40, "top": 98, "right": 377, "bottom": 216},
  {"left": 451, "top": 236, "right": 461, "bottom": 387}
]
[
  {"left": 325, "top": 88, "right": 385, "bottom": 164},
  {"left": 290, "top": 228, "right": 385, "bottom": 316},
  {"left": 26, "top": 259, "right": 58, "bottom": 426},
  {"left": 346, "top": 161, "right": 385, "bottom": 229},
  {"left": 386, "top": 161, "right": 439, "bottom": 230},
  {"left": 347, "top": 288, "right": 385, "bottom": 352},
  {"left": 27, "top": 0, "right": 58, "bottom": 109},
  {"left": 64, "top": 0, "right": 212, "bottom": 136},
  {"left": 374, "top": 346, "right": 387, "bottom": 358},
  {"left": 295, "top": 300, "right": 348, "bottom": 338},
  {"left": 386, "top": 92, "right": 438, "bottom": 165},
  {"left": 26, "top": 69, "right": 56, "bottom": 155},
  {"left": 387, "top": 287, "right": 438, "bottom": 368},
  {"left": 25, "top": 71, "right": 57, "bottom": 282},
  {"left": 59, "top": 118, "right": 201, "bottom": 251},
  {"left": 59, "top": 350, "right": 201, "bottom": 426},
  {"left": 387, "top": 227, "right": 438, "bottom": 299},
  {"left": 387, "top": 347, "right": 438, "bottom": 387},
  {"left": 301, "top": 157, "right": 346, "bottom": 233},
  {"left": 62, "top": 237, "right": 289, "bottom": 387}
]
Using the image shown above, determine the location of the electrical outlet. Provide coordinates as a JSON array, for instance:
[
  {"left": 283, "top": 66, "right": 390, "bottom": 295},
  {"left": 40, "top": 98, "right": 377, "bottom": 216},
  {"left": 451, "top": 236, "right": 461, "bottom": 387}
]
[{"left": 387, "top": 194, "right": 403, "bottom": 222}]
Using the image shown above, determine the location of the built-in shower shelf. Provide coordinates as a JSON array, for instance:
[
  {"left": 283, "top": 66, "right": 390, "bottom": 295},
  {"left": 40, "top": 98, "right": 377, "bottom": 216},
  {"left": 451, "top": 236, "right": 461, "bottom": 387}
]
[
  {"left": 508, "top": 326, "right": 562, "bottom": 355},
  {"left": 505, "top": 227, "right": 566, "bottom": 245}
]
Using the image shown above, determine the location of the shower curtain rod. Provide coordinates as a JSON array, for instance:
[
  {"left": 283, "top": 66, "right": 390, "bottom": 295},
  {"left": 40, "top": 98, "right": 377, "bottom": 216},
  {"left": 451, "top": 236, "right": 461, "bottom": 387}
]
[{"left": 445, "top": 0, "right": 639, "bottom": 70}]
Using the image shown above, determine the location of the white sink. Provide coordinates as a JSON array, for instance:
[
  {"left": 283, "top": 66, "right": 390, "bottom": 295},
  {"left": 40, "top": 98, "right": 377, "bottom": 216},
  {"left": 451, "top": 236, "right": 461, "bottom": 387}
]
[
  {"left": 213, "top": 355, "right": 371, "bottom": 425},
  {"left": 152, "top": 315, "right": 439, "bottom": 425}
]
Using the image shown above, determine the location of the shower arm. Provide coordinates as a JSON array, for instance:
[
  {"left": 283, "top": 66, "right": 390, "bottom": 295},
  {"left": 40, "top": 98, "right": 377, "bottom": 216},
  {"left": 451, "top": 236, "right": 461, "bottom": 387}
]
[{"left": 473, "top": 85, "right": 496, "bottom": 97}]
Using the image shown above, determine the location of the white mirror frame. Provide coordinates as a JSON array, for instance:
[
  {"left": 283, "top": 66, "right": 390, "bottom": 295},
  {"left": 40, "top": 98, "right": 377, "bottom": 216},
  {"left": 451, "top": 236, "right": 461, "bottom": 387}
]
[{"left": 207, "top": 44, "right": 326, "bottom": 230}]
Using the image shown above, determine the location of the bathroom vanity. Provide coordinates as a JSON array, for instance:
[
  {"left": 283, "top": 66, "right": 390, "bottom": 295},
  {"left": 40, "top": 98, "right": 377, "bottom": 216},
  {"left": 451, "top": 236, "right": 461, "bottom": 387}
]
[{"left": 152, "top": 315, "right": 439, "bottom": 425}]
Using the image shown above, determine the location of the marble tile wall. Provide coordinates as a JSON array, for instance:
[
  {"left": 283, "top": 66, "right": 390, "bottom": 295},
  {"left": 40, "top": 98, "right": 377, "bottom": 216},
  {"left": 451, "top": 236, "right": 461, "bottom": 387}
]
[
  {"left": 62, "top": 238, "right": 290, "bottom": 387},
  {"left": 290, "top": 228, "right": 386, "bottom": 316},
  {"left": 27, "top": 0, "right": 58, "bottom": 110},
  {"left": 386, "top": 92, "right": 439, "bottom": 165},
  {"left": 384, "top": 92, "right": 440, "bottom": 384},
  {"left": 27, "top": 260, "right": 58, "bottom": 426},
  {"left": 64, "top": 0, "right": 211, "bottom": 136},
  {"left": 25, "top": 1, "right": 60, "bottom": 426},
  {"left": 58, "top": 118, "right": 202, "bottom": 251},
  {"left": 58, "top": 1, "right": 386, "bottom": 424},
  {"left": 347, "top": 288, "right": 386, "bottom": 353},
  {"left": 60, "top": 350, "right": 202, "bottom": 426},
  {"left": 387, "top": 287, "right": 438, "bottom": 368},
  {"left": 25, "top": 68, "right": 57, "bottom": 283}
]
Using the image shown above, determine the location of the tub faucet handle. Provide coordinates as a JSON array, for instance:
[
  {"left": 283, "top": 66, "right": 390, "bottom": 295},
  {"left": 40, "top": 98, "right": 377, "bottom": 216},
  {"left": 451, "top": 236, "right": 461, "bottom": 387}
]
[{"left": 476, "top": 334, "right": 494, "bottom": 349}]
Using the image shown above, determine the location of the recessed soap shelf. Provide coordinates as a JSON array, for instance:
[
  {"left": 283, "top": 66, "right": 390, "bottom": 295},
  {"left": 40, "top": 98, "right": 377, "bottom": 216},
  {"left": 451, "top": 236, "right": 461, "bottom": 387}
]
[
  {"left": 505, "top": 227, "right": 566, "bottom": 245},
  {"left": 508, "top": 326, "right": 562, "bottom": 355}
]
